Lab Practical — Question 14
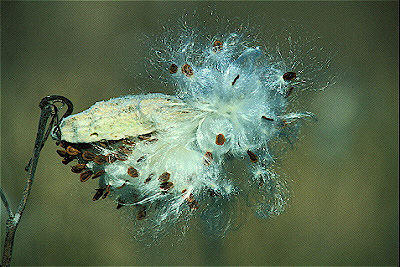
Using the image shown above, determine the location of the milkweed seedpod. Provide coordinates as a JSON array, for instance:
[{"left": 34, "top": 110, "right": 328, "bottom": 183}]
[{"left": 52, "top": 27, "right": 325, "bottom": 239}]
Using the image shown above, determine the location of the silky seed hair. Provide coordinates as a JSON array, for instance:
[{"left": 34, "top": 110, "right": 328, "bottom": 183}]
[{"left": 51, "top": 24, "right": 328, "bottom": 240}]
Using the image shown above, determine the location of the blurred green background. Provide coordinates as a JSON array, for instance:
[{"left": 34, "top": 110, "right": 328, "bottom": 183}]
[{"left": 1, "top": 1, "right": 398, "bottom": 266}]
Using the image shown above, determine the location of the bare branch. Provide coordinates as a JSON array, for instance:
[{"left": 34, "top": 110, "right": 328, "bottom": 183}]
[
  {"left": 0, "top": 188, "right": 13, "bottom": 218},
  {"left": 2, "top": 96, "right": 73, "bottom": 267}
]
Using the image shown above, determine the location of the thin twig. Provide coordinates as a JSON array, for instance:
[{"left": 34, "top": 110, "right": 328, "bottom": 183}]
[
  {"left": 1, "top": 96, "right": 73, "bottom": 266},
  {"left": 0, "top": 188, "right": 13, "bottom": 218}
]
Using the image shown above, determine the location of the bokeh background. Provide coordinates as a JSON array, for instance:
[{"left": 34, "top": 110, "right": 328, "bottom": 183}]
[{"left": 1, "top": 1, "right": 398, "bottom": 266}]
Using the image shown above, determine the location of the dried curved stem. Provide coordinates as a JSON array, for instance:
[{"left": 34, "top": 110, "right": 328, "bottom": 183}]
[{"left": 1, "top": 95, "right": 73, "bottom": 266}]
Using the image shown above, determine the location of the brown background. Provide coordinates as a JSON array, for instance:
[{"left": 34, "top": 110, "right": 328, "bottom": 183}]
[{"left": 1, "top": 1, "right": 398, "bottom": 265}]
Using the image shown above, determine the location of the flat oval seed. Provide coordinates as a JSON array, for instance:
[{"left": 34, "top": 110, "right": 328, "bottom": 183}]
[
  {"left": 93, "top": 155, "right": 107, "bottom": 164},
  {"left": 80, "top": 170, "right": 93, "bottom": 182},
  {"left": 169, "top": 63, "right": 178, "bottom": 74},
  {"left": 66, "top": 146, "right": 80, "bottom": 156},
  {"left": 127, "top": 167, "right": 139, "bottom": 178},
  {"left": 82, "top": 151, "right": 96, "bottom": 161},
  {"left": 56, "top": 150, "right": 67, "bottom": 157},
  {"left": 158, "top": 172, "right": 170, "bottom": 182},
  {"left": 247, "top": 150, "right": 258, "bottom": 163},
  {"left": 92, "top": 188, "right": 105, "bottom": 201},
  {"left": 71, "top": 163, "right": 86, "bottom": 173},
  {"left": 92, "top": 170, "right": 105, "bottom": 179},
  {"left": 181, "top": 63, "right": 194, "bottom": 77},
  {"left": 283, "top": 71, "right": 296, "bottom": 81},
  {"left": 216, "top": 133, "right": 226, "bottom": 146}
]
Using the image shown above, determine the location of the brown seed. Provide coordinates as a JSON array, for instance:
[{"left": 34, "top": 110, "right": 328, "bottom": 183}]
[
  {"left": 285, "top": 87, "right": 294, "bottom": 98},
  {"left": 117, "top": 181, "right": 128, "bottom": 189},
  {"left": 158, "top": 172, "right": 170, "bottom": 182},
  {"left": 122, "top": 139, "right": 135, "bottom": 146},
  {"left": 90, "top": 132, "right": 99, "bottom": 137},
  {"left": 92, "top": 188, "right": 105, "bottom": 201},
  {"left": 137, "top": 156, "right": 146, "bottom": 163},
  {"left": 128, "top": 167, "right": 139, "bottom": 178},
  {"left": 82, "top": 151, "right": 96, "bottom": 161},
  {"left": 262, "top": 116, "right": 274, "bottom": 121},
  {"left": 106, "top": 153, "right": 118, "bottom": 163},
  {"left": 216, "top": 133, "right": 226, "bottom": 146},
  {"left": 71, "top": 163, "right": 86, "bottom": 173},
  {"left": 258, "top": 175, "right": 264, "bottom": 187},
  {"left": 136, "top": 208, "right": 146, "bottom": 220},
  {"left": 144, "top": 174, "right": 153, "bottom": 184},
  {"left": 185, "top": 193, "right": 195, "bottom": 203},
  {"left": 169, "top": 63, "right": 178, "bottom": 74},
  {"left": 119, "top": 146, "right": 132, "bottom": 155},
  {"left": 160, "top": 181, "right": 174, "bottom": 191},
  {"left": 188, "top": 200, "right": 199, "bottom": 210},
  {"left": 93, "top": 155, "right": 107, "bottom": 164},
  {"left": 80, "top": 170, "right": 93, "bottom": 182},
  {"left": 92, "top": 170, "right": 105, "bottom": 179},
  {"left": 247, "top": 150, "right": 258, "bottom": 163},
  {"left": 232, "top": 74, "right": 240, "bottom": 86},
  {"left": 137, "top": 132, "right": 153, "bottom": 140},
  {"left": 181, "top": 63, "right": 194, "bottom": 77},
  {"left": 115, "top": 152, "right": 128, "bottom": 161},
  {"left": 102, "top": 185, "right": 111, "bottom": 199},
  {"left": 204, "top": 151, "right": 213, "bottom": 166},
  {"left": 213, "top": 40, "right": 223, "bottom": 52},
  {"left": 56, "top": 150, "right": 67, "bottom": 157},
  {"left": 62, "top": 157, "right": 74, "bottom": 165},
  {"left": 283, "top": 71, "right": 296, "bottom": 81},
  {"left": 66, "top": 146, "right": 80, "bottom": 156}
]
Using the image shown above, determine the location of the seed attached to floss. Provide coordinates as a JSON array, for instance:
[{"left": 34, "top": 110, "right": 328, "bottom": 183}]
[
  {"left": 82, "top": 151, "right": 96, "bottom": 161},
  {"left": 144, "top": 174, "right": 153, "bottom": 184},
  {"left": 262, "top": 116, "right": 274, "bottom": 121},
  {"left": 216, "top": 133, "right": 226, "bottom": 146},
  {"left": 212, "top": 40, "right": 223, "bottom": 52},
  {"left": 160, "top": 181, "right": 174, "bottom": 191},
  {"left": 92, "top": 170, "right": 105, "bottom": 179},
  {"left": 181, "top": 63, "right": 194, "bottom": 77},
  {"left": 188, "top": 200, "right": 199, "bottom": 210},
  {"left": 285, "top": 87, "right": 294, "bottom": 98},
  {"left": 117, "top": 181, "right": 129, "bottom": 189},
  {"left": 169, "top": 63, "right": 178, "bottom": 74},
  {"left": 232, "top": 75, "right": 240, "bottom": 86},
  {"left": 80, "top": 170, "right": 93, "bottom": 182},
  {"left": 122, "top": 139, "right": 135, "bottom": 146},
  {"left": 247, "top": 150, "right": 258, "bottom": 163},
  {"left": 204, "top": 151, "right": 213, "bottom": 166},
  {"left": 66, "top": 146, "right": 80, "bottom": 156},
  {"left": 62, "top": 157, "right": 74, "bottom": 165},
  {"left": 127, "top": 167, "right": 139, "bottom": 178},
  {"left": 93, "top": 155, "right": 107, "bottom": 165},
  {"left": 71, "top": 163, "right": 86, "bottom": 173},
  {"left": 158, "top": 172, "right": 170, "bottom": 182},
  {"left": 92, "top": 188, "right": 105, "bottom": 201},
  {"left": 102, "top": 185, "right": 111, "bottom": 199},
  {"left": 283, "top": 71, "right": 297, "bottom": 81},
  {"left": 137, "top": 207, "right": 147, "bottom": 220},
  {"left": 56, "top": 150, "right": 67, "bottom": 157}
]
